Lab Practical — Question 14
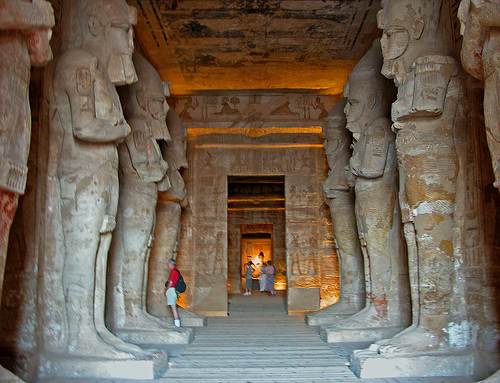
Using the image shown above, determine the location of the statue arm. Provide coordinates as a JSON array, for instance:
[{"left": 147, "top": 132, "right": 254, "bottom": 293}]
[
  {"left": 0, "top": 0, "right": 54, "bottom": 30},
  {"left": 64, "top": 60, "right": 131, "bottom": 143}
]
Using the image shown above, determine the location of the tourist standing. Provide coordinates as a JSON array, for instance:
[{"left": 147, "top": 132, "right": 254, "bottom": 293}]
[
  {"left": 267, "top": 261, "right": 276, "bottom": 296},
  {"left": 260, "top": 262, "right": 268, "bottom": 292},
  {"left": 166, "top": 259, "right": 181, "bottom": 327},
  {"left": 244, "top": 261, "right": 255, "bottom": 295}
]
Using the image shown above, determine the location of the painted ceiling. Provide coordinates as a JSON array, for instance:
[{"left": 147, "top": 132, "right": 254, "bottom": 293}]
[{"left": 131, "top": 0, "right": 381, "bottom": 95}]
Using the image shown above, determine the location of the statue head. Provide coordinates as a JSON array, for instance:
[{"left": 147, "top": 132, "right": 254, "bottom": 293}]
[
  {"left": 166, "top": 110, "right": 188, "bottom": 170},
  {"left": 123, "top": 52, "right": 171, "bottom": 142},
  {"left": 74, "top": 0, "right": 138, "bottom": 85},
  {"left": 344, "top": 41, "right": 392, "bottom": 139},
  {"left": 377, "top": 0, "right": 450, "bottom": 84},
  {"left": 27, "top": 28, "right": 54, "bottom": 66}
]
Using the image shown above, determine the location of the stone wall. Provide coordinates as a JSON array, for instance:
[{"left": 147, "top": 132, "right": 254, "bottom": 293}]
[{"left": 175, "top": 128, "right": 339, "bottom": 315}]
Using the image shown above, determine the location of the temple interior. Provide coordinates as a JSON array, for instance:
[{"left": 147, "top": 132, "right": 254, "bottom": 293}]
[{"left": 1, "top": 0, "right": 500, "bottom": 382}]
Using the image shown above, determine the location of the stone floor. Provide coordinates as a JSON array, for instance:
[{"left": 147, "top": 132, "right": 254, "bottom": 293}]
[{"left": 36, "top": 293, "right": 477, "bottom": 382}]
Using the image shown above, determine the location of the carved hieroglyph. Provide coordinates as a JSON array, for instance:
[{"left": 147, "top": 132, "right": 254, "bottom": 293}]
[
  {"left": 321, "top": 41, "right": 410, "bottom": 344},
  {"left": 307, "top": 99, "right": 365, "bottom": 326},
  {"left": 459, "top": 0, "right": 500, "bottom": 191},
  {"left": 106, "top": 51, "right": 192, "bottom": 345},
  {"left": 39, "top": 0, "right": 168, "bottom": 379},
  {"left": 0, "top": 1, "right": 54, "bottom": 380},
  {"left": 351, "top": 0, "right": 473, "bottom": 378}
]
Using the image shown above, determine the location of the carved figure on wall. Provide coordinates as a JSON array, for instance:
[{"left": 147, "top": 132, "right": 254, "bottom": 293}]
[
  {"left": 0, "top": 1, "right": 54, "bottom": 378},
  {"left": 321, "top": 41, "right": 410, "bottom": 344},
  {"left": 214, "top": 96, "right": 240, "bottom": 116},
  {"left": 107, "top": 52, "right": 192, "bottom": 345},
  {"left": 45, "top": 0, "right": 167, "bottom": 370},
  {"left": 459, "top": 0, "right": 500, "bottom": 191},
  {"left": 307, "top": 98, "right": 366, "bottom": 326},
  {"left": 179, "top": 96, "right": 198, "bottom": 120}
]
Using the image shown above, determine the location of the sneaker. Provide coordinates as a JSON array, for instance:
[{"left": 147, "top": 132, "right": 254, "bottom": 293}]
[{"left": 174, "top": 319, "right": 181, "bottom": 327}]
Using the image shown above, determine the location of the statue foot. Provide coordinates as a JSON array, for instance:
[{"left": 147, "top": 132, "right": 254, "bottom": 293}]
[
  {"left": 70, "top": 330, "right": 134, "bottom": 360},
  {"left": 120, "top": 310, "right": 170, "bottom": 331},
  {"left": 372, "top": 324, "right": 418, "bottom": 348},
  {"left": 332, "top": 305, "right": 395, "bottom": 330},
  {"left": 96, "top": 322, "right": 148, "bottom": 356},
  {"left": 374, "top": 326, "right": 445, "bottom": 356}
]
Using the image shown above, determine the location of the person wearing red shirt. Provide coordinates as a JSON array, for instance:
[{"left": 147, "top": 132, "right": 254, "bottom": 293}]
[{"left": 166, "top": 259, "right": 181, "bottom": 327}]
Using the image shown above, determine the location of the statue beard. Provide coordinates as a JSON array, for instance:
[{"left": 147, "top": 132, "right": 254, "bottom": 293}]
[{"left": 107, "top": 54, "right": 137, "bottom": 85}]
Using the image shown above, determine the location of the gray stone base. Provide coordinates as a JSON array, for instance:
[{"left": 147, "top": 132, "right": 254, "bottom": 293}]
[
  {"left": 0, "top": 365, "right": 24, "bottom": 382},
  {"left": 115, "top": 327, "right": 194, "bottom": 346},
  {"left": 320, "top": 324, "right": 403, "bottom": 344},
  {"left": 38, "top": 351, "right": 168, "bottom": 380},
  {"left": 306, "top": 310, "right": 355, "bottom": 327},
  {"left": 350, "top": 348, "right": 474, "bottom": 378},
  {"left": 164, "top": 308, "right": 206, "bottom": 327}
]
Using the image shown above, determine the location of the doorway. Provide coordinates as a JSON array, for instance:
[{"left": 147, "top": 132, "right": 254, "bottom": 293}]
[{"left": 227, "top": 176, "right": 286, "bottom": 296}]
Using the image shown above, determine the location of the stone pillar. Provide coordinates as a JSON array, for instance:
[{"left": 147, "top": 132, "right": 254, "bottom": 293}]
[
  {"left": 307, "top": 99, "right": 365, "bottom": 326},
  {"left": 351, "top": 0, "right": 474, "bottom": 378},
  {"left": 106, "top": 51, "right": 193, "bottom": 346},
  {"left": 459, "top": 0, "right": 500, "bottom": 191},
  {"left": 459, "top": 3, "right": 500, "bottom": 381},
  {"left": 147, "top": 109, "right": 205, "bottom": 327},
  {"left": 37, "top": 0, "right": 167, "bottom": 379},
  {"left": 320, "top": 41, "right": 410, "bottom": 344},
  {"left": 0, "top": 1, "right": 54, "bottom": 380}
]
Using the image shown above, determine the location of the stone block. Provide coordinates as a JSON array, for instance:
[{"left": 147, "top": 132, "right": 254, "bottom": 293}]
[
  {"left": 350, "top": 348, "right": 474, "bottom": 378},
  {"left": 320, "top": 324, "right": 403, "bottom": 344},
  {"left": 288, "top": 287, "right": 320, "bottom": 314},
  {"left": 115, "top": 327, "right": 194, "bottom": 346},
  {"left": 38, "top": 351, "right": 168, "bottom": 380}
]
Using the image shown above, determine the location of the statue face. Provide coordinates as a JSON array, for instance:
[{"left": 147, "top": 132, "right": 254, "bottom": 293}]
[
  {"left": 90, "top": 2, "right": 137, "bottom": 85},
  {"left": 377, "top": 1, "right": 425, "bottom": 84},
  {"left": 28, "top": 29, "right": 53, "bottom": 66},
  {"left": 344, "top": 81, "right": 374, "bottom": 140}
]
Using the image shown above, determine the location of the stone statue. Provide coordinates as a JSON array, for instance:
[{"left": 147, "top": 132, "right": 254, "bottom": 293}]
[
  {"left": 321, "top": 41, "right": 410, "bottom": 344},
  {"left": 307, "top": 99, "right": 366, "bottom": 326},
  {"left": 0, "top": 1, "right": 54, "bottom": 379},
  {"left": 458, "top": 0, "right": 500, "bottom": 191},
  {"left": 107, "top": 51, "right": 192, "bottom": 345},
  {"left": 146, "top": 109, "right": 204, "bottom": 327},
  {"left": 351, "top": 0, "right": 472, "bottom": 378},
  {"left": 40, "top": 0, "right": 167, "bottom": 378}
]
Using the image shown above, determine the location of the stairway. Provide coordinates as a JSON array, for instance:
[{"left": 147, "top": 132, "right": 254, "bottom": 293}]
[{"left": 162, "top": 294, "right": 474, "bottom": 383}]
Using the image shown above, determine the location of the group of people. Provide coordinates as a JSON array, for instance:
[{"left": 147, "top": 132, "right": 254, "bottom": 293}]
[{"left": 244, "top": 254, "right": 276, "bottom": 296}]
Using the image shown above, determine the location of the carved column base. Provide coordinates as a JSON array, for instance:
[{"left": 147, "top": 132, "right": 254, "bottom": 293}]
[
  {"left": 320, "top": 323, "right": 404, "bottom": 344},
  {"left": 161, "top": 307, "right": 206, "bottom": 327},
  {"left": 350, "top": 348, "right": 474, "bottom": 378},
  {"left": 114, "top": 327, "right": 194, "bottom": 347},
  {"left": 306, "top": 295, "right": 365, "bottom": 326},
  {"left": 38, "top": 351, "right": 168, "bottom": 380},
  {"left": 479, "top": 370, "right": 500, "bottom": 382},
  {"left": 0, "top": 365, "right": 24, "bottom": 382}
]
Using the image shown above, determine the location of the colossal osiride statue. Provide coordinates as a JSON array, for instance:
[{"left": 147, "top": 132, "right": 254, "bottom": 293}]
[
  {"left": 320, "top": 41, "right": 410, "bottom": 345},
  {"left": 0, "top": 1, "right": 54, "bottom": 381},
  {"left": 307, "top": 99, "right": 365, "bottom": 326},
  {"left": 107, "top": 51, "right": 193, "bottom": 345},
  {"left": 147, "top": 110, "right": 205, "bottom": 327},
  {"left": 351, "top": 0, "right": 472, "bottom": 378},
  {"left": 459, "top": 0, "right": 500, "bottom": 191},
  {"left": 38, "top": 0, "right": 167, "bottom": 379}
]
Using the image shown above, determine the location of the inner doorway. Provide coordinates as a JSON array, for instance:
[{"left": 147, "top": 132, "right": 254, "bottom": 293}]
[{"left": 227, "top": 176, "right": 286, "bottom": 296}]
